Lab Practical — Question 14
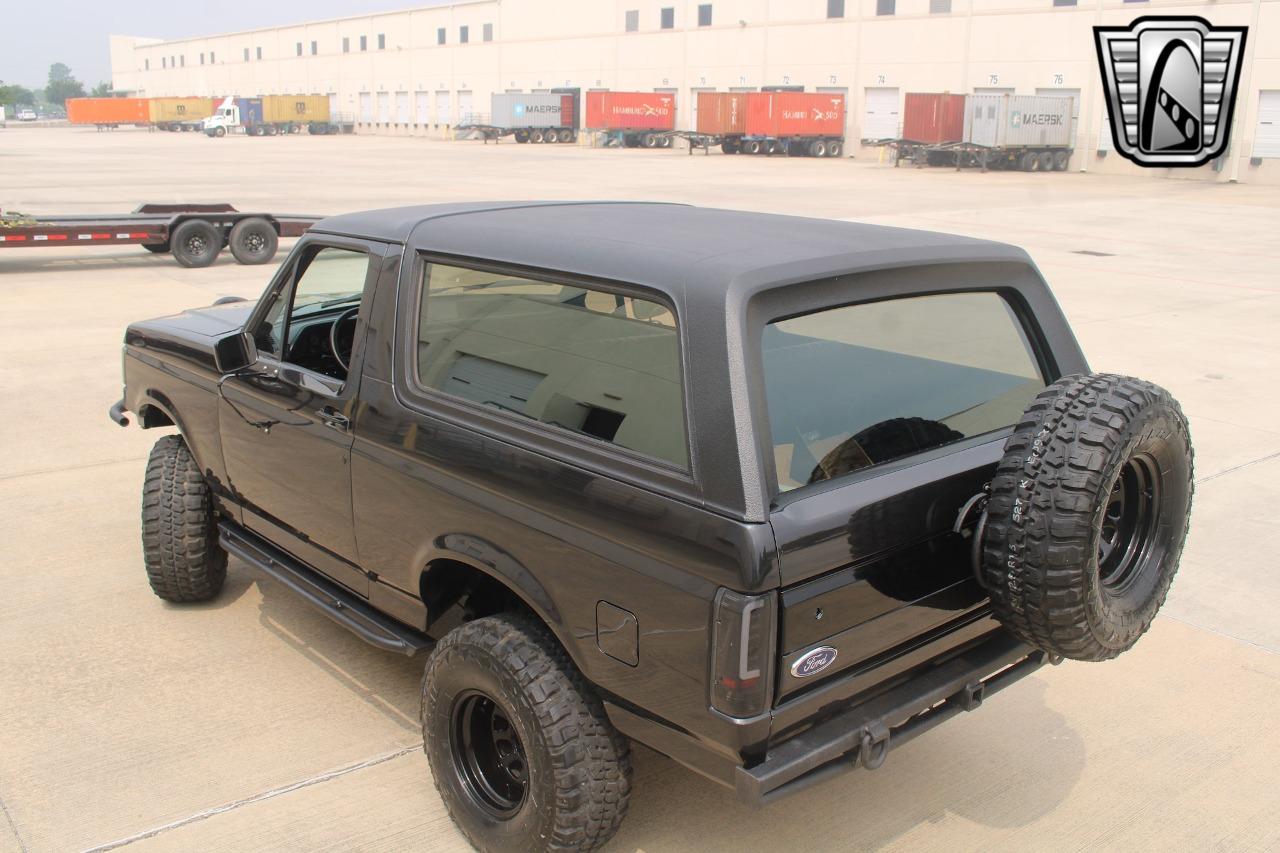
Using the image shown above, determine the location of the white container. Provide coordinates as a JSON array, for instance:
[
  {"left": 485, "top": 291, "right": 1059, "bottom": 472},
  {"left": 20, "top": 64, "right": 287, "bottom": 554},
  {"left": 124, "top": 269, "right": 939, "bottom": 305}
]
[{"left": 964, "top": 95, "right": 1073, "bottom": 149}]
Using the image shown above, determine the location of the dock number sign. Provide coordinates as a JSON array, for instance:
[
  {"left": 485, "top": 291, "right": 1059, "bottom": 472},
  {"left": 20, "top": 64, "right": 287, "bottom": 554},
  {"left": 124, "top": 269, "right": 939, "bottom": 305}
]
[{"left": 1094, "top": 16, "right": 1247, "bottom": 167}]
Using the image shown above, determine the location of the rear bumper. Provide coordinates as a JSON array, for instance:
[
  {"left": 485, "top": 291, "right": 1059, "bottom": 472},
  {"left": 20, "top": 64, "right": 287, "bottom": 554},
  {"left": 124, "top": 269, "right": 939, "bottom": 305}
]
[{"left": 734, "top": 630, "right": 1046, "bottom": 807}]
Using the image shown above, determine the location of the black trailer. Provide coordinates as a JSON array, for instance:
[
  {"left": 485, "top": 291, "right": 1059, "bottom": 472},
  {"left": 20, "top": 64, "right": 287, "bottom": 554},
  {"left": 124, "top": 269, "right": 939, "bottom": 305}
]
[{"left": 0, "top": 203, "right": 321, "bottom": 268}]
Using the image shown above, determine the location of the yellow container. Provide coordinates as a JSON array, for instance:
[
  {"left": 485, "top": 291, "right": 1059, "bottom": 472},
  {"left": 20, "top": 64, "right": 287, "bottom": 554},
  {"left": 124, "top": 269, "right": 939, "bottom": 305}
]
[
  {"left": 262, "top": 94, "right": 330, "bottom": 124},
  {"left": 148, "top": 97, "right": 217, "bottom": 123}
]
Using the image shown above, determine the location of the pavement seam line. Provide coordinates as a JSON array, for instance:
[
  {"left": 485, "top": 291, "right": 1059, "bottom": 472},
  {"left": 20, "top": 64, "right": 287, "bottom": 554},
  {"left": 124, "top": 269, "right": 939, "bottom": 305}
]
[
  {"left": 0, "top": 786, "right": 29, "bottom": 853},
  {"left": 0, "top": 455, "right": 147, "bottom": 483},
  {"left": 78, "top": 743, "right": 422, "bottom": 853},
  {"left": 1196, "top": 448, "right": 1280, "bottom": 485}
]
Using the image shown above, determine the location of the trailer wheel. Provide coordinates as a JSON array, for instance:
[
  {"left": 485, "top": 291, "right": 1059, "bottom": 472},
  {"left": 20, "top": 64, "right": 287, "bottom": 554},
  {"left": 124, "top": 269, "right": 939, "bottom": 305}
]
[
  {"left": 170, "top": 220, "right": 222, "bottom": 268},
  {"left": 809, "top": 140, "right": 827, "bottom": 157},
  {"left": 1037, "top": 151, "right": 1055, "bottom": 171},
  {"left": 1053, "top": 150, "right": 1070, "bottom": 171},
  {"left": 720, "top": 140, "right": 739, "bottom": 154},
  {"left": 745, "top": 140, "right": 762, "bottom": 155},
  {"left": 1018, "top": 151, "right": 1034, "bottom": 171},
  {"left": 228, "top": 218, "right": 279, "bottom": 265},
  {"left": 661, "top": 135, "right": 672, "bottom": 148},
  {"left": 266, "top": 125, "right": 279, "bottom": 137},
  {"left": 514, "top": 130, "right": 529, "bottom": 143},
  {"left": 826, "top": 139, "right": 843, "bottom": 158},
  {"left": 642, "top": 133, "right": 657, "bottom": 148},
  {"left": 531, "top": 129, "right": 545, "bottom": 143}
]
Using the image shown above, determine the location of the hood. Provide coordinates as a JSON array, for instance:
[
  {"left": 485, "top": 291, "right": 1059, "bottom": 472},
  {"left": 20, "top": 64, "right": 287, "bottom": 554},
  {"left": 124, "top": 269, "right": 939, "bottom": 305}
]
[{"left": 137, "top": 298, "right": 255, "bottom": 339}]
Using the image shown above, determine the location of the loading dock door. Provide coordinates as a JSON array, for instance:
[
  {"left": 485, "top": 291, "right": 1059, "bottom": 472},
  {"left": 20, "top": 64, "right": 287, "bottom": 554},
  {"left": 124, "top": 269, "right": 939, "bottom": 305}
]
[
  {"left": 442, "top": 355, "right": 545, "bottom": 414},
  {"left": 396, "top": 91, "right": 410, "bottom": 124},
  {"left": 1254, "top": 91, "right": 1280, "bottom": 158},
  {"left": 862, "top": 87, "right": 900, "bottom": 141},
  {"left": 974, "top": 87, "right": 1014, "bottom": 97},
  {"left": 376, "top": 92, "right": 390, "bottom": 123},
  {"left": 359, "top": 92, "right": 373, "bottom": 123},
  {"left": 457, "top": 90, "right": 475, "bottom": 125},
  {"left": 415, "top": 91, "right": 429, "bottom": 124},
  {"left": 435, "top": 90, "right": 451, "bottom": 125}
]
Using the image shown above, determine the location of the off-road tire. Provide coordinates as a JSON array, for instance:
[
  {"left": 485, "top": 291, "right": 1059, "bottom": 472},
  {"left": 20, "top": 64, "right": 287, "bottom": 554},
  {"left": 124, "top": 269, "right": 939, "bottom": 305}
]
[
  {"left": 982, "top": 373, "right": 1193, "bottom": 661},
  {"left": 141, "top": 435, "right": 227, "bottom": 603},
  {"left": 228, "top": 217, "right": 279, "bottom": 265},
  {"left": 423, "top": 614, "right": 632, "bottom": 852}
]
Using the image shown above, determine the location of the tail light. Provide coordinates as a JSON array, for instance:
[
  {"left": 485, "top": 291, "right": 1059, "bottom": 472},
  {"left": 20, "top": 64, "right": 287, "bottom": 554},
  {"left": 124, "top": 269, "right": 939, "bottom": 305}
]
[{"left": 710, "top": 589, "right": 776, "bottom": 718}]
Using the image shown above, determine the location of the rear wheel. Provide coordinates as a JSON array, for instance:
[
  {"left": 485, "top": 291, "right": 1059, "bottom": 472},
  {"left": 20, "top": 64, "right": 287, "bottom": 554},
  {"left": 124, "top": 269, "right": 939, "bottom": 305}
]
[
  {"left": 982, "top": 374, "right": 1193, "bottom": 661},
  {"left": 1037, "top": 151, "right": 1055, "bottom": 172},
  {"left": 228, "top": 217, "right": 279, "bottom": 265},
  {"left": 642, "top": 133, "right": 658, "bottom": 148},
  {"left": 141, "top": 436, "right": 227, "bottom": 603},
  {"left": 1053, "top": 150, "right": 1070, "bottom": 171},
  {"left": 825, "top": 139, "right": 843, "bottom": 157},
  {"left": 423, "top": 614, "right": 632, "bottom": 852},
  {"left": 720, "top": 140, "right": 739, "bottom": 154},
  {"left": 809, "top": 139, "right": 828, "bottom": 157},
  {"left": 531, "top": 129, "right": 545, "bottom": 143},
  {"left": 745, "top": 139, "right": 762, "bottom": 155},
  {"left": 170, "top": 219, "right": 222, "bottom": 268}
]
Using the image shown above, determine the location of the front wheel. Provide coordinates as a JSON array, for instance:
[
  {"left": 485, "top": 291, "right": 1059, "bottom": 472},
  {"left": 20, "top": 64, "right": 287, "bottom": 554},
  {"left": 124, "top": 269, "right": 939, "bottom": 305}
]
[
  {"left": 982, "top": 374, "right": 1193, "bottom": 661},
  {"left": 423, "top": 614, "right": 632, "bottom": 852},
  {"left": 141, "top": 436, "right": 227, "bottom": 602}
]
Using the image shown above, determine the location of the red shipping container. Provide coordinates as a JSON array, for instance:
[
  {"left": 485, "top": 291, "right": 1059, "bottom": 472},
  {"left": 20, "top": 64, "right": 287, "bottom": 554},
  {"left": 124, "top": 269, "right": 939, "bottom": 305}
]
[
  {"left": 66, "top": 97, "right": 151, "bottom": 125},
  {"left": 696, "top": 92, "right": 748, "bottom": 135},
  {"left": 901, "top": 93, "right": 966, "bottom": 144},
  {"left": 585, "top": 91, "right": 676, "bottom": 131},
  {"left": 745, "top": 92, "right": 845, "bottom": 138}
]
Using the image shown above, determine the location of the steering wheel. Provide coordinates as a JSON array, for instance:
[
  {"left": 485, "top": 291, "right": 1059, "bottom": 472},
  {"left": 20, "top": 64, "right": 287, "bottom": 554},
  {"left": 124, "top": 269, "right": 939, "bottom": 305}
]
[{"left": 329, "top": 307, "right": 360, "bottom": 372}]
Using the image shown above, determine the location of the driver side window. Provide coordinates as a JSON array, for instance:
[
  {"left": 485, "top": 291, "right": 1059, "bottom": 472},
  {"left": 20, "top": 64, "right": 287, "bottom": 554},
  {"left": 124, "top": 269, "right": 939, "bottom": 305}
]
[{"left": 254, "top": 246, "right": 371, "bottom": 381}]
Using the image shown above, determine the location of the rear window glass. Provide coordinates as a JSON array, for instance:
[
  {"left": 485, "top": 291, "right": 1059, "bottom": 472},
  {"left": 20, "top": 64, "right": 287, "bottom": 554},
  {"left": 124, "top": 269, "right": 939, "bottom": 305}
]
[
  {"left": 416, "top": 263, "right": 687, "bottom": 468},
  {"left": 763, "top": 292, "right": 1045, "bottom": 492}
]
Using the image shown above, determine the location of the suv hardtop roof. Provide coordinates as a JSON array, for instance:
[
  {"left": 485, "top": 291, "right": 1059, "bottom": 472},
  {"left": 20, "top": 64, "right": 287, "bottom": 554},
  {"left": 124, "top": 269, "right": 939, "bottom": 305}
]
[{"left": 310, "top": 202, "right": 1030, "bottom": 303}]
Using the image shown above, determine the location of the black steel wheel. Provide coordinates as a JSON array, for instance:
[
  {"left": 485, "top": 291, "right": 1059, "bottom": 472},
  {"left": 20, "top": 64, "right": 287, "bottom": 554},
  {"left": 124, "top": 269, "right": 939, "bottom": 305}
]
[
  {"left": 982, "top": 373, "right": 1193, "bottom": 661},
  {"left": 450, "top": 690, "right": 529, "bottom": 818},
  {"left": 228, "top": 217, "right": 279, "bottom": 265},
  {"left": 170, "top": 219, "right": 222, "bottom": 268},
  {"left": 423, "top": 614, "right": 632, "bottom": 852}
]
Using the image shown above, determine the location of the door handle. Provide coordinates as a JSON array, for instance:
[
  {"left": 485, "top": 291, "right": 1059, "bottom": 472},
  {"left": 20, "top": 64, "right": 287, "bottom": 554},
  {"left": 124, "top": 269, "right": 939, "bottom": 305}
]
[{"left": 316, "top": 407, "right": 350, "bottom": 432}]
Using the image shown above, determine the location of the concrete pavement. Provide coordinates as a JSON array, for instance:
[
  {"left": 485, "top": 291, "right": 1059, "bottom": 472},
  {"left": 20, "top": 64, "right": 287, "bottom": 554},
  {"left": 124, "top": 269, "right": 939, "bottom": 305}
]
[{"left": 1, "top": 126, "right": 1277, "bottom": 852}]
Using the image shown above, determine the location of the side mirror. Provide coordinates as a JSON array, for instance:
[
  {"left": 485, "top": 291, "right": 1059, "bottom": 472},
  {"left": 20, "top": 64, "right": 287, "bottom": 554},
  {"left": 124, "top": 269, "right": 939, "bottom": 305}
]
[{"left": 213, "top": 330, "right": 258, "bottom": 374}]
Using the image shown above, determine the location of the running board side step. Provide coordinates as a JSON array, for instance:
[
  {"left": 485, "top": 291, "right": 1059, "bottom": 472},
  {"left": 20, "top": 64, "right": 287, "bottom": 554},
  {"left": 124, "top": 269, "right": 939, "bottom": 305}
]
[{"left": 218, "top": 521, "right": 433, "bottom": 657}]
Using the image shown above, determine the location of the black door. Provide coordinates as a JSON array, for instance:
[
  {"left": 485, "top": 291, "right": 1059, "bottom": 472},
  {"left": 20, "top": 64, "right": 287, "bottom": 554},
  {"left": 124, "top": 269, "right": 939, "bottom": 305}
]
[{"left": 219, "top": 238, "right": 386, "bottom": 595}]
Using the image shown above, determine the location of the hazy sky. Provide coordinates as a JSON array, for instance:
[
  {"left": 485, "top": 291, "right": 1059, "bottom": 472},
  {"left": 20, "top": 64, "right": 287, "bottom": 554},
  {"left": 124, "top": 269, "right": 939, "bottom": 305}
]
[{"left": 3, "top": 0, "right": 450, "bottom": 90}]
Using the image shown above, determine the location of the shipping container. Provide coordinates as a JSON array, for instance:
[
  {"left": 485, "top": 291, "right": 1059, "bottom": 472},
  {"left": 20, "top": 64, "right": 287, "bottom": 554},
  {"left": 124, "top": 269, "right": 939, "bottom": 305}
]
[
  {"left": 963, "top": 94, "right": 1073, "bottom": 149},
  {"left": 148, "top": 97, "right": 217, "bottom": 125},
  {"left": 902, "top": 93, "right": 966, "bottom": 144},
  {"left": 745, "top": 92, "right": 845, "bottom": 138},
  {"left": 585, "top": 91, "right": 676, "bottom": 132},
  {"left": 262, "top": 94, "right": 330, "bottom": 124},
  {"left": 696, "top": 92, "right": 748, "bottom": 136},
  {"left": 66, "top": 97, "right": 151, "bottom": 126},
  {"left": 490, "top": 93, "right": 575, "bottom": 130}
]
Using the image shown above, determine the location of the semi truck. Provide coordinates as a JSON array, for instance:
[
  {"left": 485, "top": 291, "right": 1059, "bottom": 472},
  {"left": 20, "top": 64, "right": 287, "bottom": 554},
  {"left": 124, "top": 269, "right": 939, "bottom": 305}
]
[
  {"left": 585, "top": 91, "right": 677, "bottom": 148},
  {"left": 204, "top": 95, "right": 340, "bottom": 137},
  {"left": 699, "top": 91, "right": 846, "bottom": 157}
]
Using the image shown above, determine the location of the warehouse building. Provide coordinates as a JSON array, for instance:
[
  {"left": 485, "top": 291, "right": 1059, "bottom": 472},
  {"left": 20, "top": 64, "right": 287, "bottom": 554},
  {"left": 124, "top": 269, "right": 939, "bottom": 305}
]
[{"left": 109, "top": 0, "right": 1280, "bottom": 183}]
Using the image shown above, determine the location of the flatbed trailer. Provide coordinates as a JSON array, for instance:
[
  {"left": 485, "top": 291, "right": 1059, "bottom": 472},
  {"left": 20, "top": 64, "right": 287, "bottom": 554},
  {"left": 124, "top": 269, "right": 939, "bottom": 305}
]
[
  {"left": 0, "top": 203, "right": 321, "bottom": 268},
  {"left": 889, "top": 140, "right": 1071, "bottom": 172}
]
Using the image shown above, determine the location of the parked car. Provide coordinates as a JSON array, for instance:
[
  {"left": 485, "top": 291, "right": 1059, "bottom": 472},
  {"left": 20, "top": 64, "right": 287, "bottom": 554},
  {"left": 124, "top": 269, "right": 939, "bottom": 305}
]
[
  {"left": 110, "top": 202, "right": 1194, "bottom": 852},
  {"left": 17, "top": 109, "right": 37, "bottom": 122}
]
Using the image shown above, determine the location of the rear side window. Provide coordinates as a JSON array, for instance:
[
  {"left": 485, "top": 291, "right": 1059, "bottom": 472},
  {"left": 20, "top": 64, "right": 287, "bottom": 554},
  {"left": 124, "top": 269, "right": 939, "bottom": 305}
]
[
  {"left": 415, "top": 263, "right": 688, "bottom": 468},
  {"left": 763, "top": 292, "right": 1045, "bottom": 492}
]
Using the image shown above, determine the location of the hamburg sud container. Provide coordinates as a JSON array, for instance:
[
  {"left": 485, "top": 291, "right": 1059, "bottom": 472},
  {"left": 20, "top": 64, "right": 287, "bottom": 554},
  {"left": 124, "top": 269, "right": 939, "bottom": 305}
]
[
  {"left": 263, "top": 94, "right": 330, "bottom": 123},
  {"left": 902, "top": 93, "right": 966, "bottom": 144},
  {"left": 745, "top": 92, "right": 845, "bottom": 138},
  {"left": 491, "top": 93, "right": 575, "bottom": 129},
  {"left": 66, "top": 98, "right": 151, "bottom": 125},
  {"left": 963, "top": 94, "right": 1073, "bottom": 148},
  {"left": 148, "top": 97, "right": 217, "bottom": 124},
  {"left": 585, "top": 92, "right": 676, "bottom": 131},
  {"left": 696, "top": 92, "right": 748, "bottom": 135}
]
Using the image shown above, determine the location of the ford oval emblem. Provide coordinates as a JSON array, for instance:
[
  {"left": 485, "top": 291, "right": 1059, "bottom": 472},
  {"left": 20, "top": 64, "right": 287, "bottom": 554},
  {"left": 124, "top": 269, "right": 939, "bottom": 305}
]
[{"left": 790, "top": 646, "right": 838, "bottom": 678}]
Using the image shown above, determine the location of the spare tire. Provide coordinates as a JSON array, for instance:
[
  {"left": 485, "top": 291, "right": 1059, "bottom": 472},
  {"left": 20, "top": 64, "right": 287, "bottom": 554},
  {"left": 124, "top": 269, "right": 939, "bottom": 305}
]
[{"left": 982, "top": 373, "right": 1193, "bottom": 661}]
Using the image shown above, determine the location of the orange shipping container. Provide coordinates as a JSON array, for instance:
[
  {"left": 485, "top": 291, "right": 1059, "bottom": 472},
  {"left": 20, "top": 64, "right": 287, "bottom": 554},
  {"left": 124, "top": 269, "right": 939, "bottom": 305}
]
[
  {"left": 66, "top": 98, "right": 151, "bottom": 125},
  {"left": 696, "top": 92, "right": 748, "bottom": 135},
  {"left": 745, "top": 92, "right": 845, "bottom": 138}
]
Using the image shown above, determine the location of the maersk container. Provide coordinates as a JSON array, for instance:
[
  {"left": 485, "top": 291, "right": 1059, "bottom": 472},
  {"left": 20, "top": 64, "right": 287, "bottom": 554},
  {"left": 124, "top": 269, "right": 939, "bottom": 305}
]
[
  {"left": 963, "top": 94, "right": 1073, "bottom": 149},
  {"left": 585, "top": 92, "right": 676, "bottom": 131},
  {"left": 902, "top": 93, "right": 966, "bottom": 144},
  {"left": 491, "top": 93, "right": 574, "bottom": 129},
  {"left": 262, "top": 94, "right": 329, "bottom": 124},
  {"left": 148, "top": 97, "right": 217, "bottom": 124},
  {"left": 696, "top": 92, "right": 748, "bottom": 135}
]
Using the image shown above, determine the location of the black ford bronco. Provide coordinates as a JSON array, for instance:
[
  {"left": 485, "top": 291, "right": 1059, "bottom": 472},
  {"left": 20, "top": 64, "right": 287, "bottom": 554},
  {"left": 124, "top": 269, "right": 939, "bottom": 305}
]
[{"left": 111, "top": 202, "right": 1193, "bottom": 851}]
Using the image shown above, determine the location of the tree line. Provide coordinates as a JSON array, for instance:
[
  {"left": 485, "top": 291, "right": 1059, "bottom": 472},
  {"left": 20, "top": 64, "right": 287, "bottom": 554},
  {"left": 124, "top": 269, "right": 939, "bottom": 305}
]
[{"left": 1, "top": 63, "right": 111, "bottom": 114}]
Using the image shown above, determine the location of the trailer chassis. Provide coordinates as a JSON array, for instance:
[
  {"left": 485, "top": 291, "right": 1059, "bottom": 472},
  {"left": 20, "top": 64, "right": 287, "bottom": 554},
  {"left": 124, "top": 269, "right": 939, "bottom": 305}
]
[{"left": 891, "top": 141, "right": 1072, "bottom": 172}]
